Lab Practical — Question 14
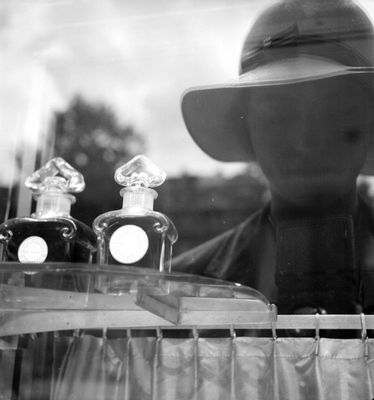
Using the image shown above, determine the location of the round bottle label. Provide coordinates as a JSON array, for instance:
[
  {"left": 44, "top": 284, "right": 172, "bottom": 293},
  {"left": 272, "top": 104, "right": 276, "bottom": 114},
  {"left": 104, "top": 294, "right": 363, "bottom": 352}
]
[
  {"left": 18, "top": 236, "right": 48, "bottom": 263},
  {"left": 109, "top": 225, "right": 149, "bottom": 264}
]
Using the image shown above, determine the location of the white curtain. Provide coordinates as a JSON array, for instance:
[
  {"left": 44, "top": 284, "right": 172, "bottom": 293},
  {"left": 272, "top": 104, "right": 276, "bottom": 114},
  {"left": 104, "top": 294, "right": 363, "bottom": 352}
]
[{"left": 2, "top": 333, "right": 374, "bottom": 400}]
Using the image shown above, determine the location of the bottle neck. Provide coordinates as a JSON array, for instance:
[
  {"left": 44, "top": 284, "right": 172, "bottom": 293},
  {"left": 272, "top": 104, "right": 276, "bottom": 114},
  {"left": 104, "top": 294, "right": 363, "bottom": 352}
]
[
  {"left": 33, "top": 191, "right": 75, "bottom": 219},
  {"left": 120, "top": 186, "right": 157, "bottom": 210}
]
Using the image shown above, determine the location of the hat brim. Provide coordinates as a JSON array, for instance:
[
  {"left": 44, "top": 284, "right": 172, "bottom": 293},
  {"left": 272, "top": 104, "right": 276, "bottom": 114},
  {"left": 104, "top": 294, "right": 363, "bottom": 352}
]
[{"left": 181, "top": 56, "right": 374, "bottom": 174}]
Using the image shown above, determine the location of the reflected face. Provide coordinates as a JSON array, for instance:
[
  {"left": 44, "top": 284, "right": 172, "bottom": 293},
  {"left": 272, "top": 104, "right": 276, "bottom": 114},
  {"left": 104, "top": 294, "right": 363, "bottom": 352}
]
[{"left": 247, "top": 76, "right": 373, "bottom": 205}]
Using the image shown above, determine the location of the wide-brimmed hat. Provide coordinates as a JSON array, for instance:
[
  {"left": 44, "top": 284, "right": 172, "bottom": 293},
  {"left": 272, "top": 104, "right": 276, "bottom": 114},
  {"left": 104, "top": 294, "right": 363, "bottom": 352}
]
[{"left": 181, "top": 0, "right": 374, "bottom": 174}]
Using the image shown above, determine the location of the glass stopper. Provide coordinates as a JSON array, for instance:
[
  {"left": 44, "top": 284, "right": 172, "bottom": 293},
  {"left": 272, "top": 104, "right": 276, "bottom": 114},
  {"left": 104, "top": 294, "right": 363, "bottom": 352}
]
[
  {"left": 25, "top": 157, "right": 85, "bottom": 194},
  {"left": 115, "top": 155, "right": 166, "bottom": 188}
]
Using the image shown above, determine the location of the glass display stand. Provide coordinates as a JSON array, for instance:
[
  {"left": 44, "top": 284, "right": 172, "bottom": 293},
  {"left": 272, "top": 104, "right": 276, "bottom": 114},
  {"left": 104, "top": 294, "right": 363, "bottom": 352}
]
[
  {"left": 0, "top": 262, "right": 274, "bottom": 337},
  {"left": 2, "top": 263, "right": 374, "bottom": 336}
]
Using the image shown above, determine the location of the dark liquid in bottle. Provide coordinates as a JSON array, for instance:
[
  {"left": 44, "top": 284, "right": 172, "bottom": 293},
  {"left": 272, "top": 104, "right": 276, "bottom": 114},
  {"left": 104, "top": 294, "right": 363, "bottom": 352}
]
[
  {"left": 98, "top": 215, "right": 172, "bottom": 270},
  {"left": 0, "top": 217, "right": 97, "bottom": 290}
]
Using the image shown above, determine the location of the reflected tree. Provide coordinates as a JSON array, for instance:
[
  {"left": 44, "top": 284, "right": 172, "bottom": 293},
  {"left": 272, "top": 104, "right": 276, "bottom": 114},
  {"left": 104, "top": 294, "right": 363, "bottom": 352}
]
[{"left": 54, "top": 95, "right": 145, "bottom": 224}]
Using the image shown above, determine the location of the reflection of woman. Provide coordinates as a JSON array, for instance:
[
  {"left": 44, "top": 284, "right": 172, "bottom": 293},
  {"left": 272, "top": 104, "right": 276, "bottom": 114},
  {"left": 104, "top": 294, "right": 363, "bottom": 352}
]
[{"left": 173, "top": 0, "right": 374, "bottom": 315}]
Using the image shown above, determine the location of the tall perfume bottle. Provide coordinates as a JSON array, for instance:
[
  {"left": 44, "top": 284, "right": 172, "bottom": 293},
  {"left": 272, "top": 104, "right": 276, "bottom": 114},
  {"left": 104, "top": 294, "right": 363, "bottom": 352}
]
[
  {"left": 0, "top": 157, "right": 97, "bottom": 266},
  {"left": 93, "top": 155, "right": 178, "bottom": 271}
]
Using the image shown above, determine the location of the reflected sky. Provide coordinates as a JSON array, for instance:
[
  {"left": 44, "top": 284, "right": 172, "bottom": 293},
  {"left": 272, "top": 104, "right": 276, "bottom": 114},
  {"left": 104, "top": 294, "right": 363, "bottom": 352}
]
[{"left": 1, "top": 0, "right": 374, "bottom": 185}]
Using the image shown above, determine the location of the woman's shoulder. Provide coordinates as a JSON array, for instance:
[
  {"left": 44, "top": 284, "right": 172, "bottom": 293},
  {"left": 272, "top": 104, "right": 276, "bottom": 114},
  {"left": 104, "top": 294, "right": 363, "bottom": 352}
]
[{"left": 172, "top": 205, "right": 270, "bottom": 277}]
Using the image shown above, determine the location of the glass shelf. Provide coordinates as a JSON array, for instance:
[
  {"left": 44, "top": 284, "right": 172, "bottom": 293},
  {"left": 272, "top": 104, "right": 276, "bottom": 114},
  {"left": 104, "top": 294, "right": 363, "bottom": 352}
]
[{"left": 0, "top": 262, "right": 274, "bottom": 336}]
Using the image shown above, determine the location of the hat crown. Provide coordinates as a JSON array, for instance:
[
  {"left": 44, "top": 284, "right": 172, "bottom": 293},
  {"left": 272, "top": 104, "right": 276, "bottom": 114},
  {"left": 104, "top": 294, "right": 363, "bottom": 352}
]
[{"left": 240, "top": 0, "right": 374, "bottom": 74}]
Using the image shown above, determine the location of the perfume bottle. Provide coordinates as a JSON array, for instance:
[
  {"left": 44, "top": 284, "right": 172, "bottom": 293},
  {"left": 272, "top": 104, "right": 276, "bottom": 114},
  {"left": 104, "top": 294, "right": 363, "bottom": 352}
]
[
  {"left": 93, "top": 155, "right": 178, "bottom": 272},
  {"left": 0, "top": 157, "right": 97, "bottom": 268}
]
